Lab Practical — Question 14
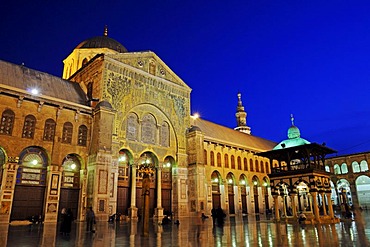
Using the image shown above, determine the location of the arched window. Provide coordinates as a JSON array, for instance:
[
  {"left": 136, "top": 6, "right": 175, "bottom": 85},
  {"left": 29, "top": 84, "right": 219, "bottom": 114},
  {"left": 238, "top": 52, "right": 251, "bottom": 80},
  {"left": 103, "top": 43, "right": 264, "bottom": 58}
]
[
  {"left": 250, "top": 158, "right": 254, "bottom": 171},
  {"left": 341, "top": 163, "right": 348, "bottom": 174},
  {"left": 352, "top": 161, "right": 360, "bottom": 173},
  {"left": 0, "top": 109, "right": 15, "bottom": 135},
  {"left": 141, "top": 114, "right": 156, "bottom": 144},
  {"left": 217, "top": 153, "right": 222, "bottom": 167},
  {"left": 78, "top": 125, "right": 88, "bottom": 146},
  {"left": 265, "top": 162, "right": 269, "bottom": 174},
  {"left": 237, "top": 157, "right": 242, "bottom": 170},
  {"left": 210, "top": 151, "right": 215, "bottom": 166},
  {"left": 261, "top": 161, "right": 264, "bottom": 173},
  {"left": 43, "top": 118, "right": 56, "bottom": 141},
  {"left": 204, "top": 150, "right": 207, "bottom": 165},
  {"left": 62, "top": 122, "right": 73, "bottom": 144},
  {"left": 325, "top": 165, "right": 330, "bottom": 172},
  {"left": 160, "top": 122, "right": 170, "bottom": 147},
  {"left": 126, "top": 113, "right": 138, "bottom": 141},
  {"left": 360, "top": 160, "right": 369, "bottom": 172},
  {"left": 334, "top": 164, "right": 341, "bottom": 175},
  {"left": 22, "top": 115, "right": 36, "bottom": 139},
  {"left": 243, "top": 158, "right": 248, "bottom": 171},
  {"left": 231, "top": 155, "right": 235, "bottom": 169},
  {"left": 255, "top": 160, "right": 259, "bottom": 172},
  {"left": 225, "top": 154, "right": 229, "bottom": 168}
]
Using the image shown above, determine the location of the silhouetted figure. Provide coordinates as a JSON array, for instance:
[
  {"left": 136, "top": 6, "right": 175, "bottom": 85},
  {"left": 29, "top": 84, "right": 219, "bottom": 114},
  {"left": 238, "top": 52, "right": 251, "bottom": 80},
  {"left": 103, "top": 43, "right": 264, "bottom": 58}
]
[
  {"left": 216, "top": 207, "right": 225, "bottom": 226},
  {"left": 211, "top": 208, "right": 217, "bottom": 226},
  {"left": 60, "top": 208, "right": 67, "bottom": 234},
  {"left": 86, "top": 207, "right": 96, "bottom": 232},
  {"left": 162, "top": 215, "right": 171, "bottom": 225},
  {"left": 63, "top": 208, "right": 73, "bottom": 235},
  {"left": 201, "top": 213, "right": 209, "bottom": 219}
]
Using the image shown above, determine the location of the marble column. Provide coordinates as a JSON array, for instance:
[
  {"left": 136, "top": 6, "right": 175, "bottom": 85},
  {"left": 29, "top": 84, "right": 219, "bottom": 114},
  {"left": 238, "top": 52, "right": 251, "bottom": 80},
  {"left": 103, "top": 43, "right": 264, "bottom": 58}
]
[
  {"left": 129, "top": 164, "right": 138, "bottom": 219},
  {"left": 155, "top": 166, "right": 163, "bottom": 222}
]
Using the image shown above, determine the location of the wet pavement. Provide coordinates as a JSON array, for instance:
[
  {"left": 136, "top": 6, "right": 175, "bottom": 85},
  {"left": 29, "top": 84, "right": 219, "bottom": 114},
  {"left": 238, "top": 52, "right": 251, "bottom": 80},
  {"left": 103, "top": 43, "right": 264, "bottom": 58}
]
[{"left": 1, "top": 211, "right": 370, "bottom": 247}]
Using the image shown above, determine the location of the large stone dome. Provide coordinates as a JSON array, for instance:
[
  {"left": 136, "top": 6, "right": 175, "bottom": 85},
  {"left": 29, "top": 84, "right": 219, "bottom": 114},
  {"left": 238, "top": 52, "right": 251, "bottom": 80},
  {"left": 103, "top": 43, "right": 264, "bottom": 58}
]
[{"left": 75, "top": 27, "right": 127, "bottom": 53}]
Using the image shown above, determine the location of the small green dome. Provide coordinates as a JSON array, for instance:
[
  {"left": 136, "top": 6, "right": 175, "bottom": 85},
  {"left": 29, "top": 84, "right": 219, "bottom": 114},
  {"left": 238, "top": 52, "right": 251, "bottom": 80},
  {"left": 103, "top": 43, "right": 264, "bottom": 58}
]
[{"left": 288, "top": 125, "right": 300, "bottom": 139}]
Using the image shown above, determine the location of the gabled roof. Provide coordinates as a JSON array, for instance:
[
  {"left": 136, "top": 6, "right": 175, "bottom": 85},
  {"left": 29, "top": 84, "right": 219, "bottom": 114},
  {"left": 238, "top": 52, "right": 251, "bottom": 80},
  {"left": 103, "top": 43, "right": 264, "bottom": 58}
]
[
  {"left": 0, "top": 60, "right": 88, "bottom": 105},
  {"left": 194, "top": 118, "right": 277, "bottom": 152}
]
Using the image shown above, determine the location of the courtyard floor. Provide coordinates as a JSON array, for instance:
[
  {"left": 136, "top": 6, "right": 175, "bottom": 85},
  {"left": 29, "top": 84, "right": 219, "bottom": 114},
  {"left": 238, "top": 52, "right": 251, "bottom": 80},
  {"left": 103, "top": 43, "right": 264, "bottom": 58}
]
[{"left": 1, "top": 210, "right": 370, "bottom": 246}]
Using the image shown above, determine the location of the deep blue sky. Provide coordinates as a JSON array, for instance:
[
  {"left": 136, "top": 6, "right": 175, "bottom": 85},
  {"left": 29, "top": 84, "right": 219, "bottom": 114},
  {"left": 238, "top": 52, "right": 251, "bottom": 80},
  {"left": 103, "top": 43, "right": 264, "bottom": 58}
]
[{"left": 1, "top": 1, "right": 370, "bottom": 156}]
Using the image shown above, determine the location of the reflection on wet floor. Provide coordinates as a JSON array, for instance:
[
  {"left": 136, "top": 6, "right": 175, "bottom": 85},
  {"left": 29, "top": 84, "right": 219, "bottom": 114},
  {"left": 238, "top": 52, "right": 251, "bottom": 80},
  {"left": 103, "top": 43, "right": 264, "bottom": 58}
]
[{"left": 1, "top": 211, "right": 370, "bottom": 246}]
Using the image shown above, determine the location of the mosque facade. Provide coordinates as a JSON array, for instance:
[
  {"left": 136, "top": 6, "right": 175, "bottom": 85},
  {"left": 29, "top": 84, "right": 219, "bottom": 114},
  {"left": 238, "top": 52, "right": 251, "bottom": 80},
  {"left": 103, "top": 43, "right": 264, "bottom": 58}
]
[{"left": 0, "top": 29, "right": 277, "bottom": 223}]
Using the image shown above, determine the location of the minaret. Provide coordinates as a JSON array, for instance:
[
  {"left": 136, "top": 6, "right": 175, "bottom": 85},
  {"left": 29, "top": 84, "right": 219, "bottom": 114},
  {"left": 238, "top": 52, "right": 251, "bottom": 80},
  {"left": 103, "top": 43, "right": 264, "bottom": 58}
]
[{"left": 234, "top": 92, "right": 251, "bottom": 134}]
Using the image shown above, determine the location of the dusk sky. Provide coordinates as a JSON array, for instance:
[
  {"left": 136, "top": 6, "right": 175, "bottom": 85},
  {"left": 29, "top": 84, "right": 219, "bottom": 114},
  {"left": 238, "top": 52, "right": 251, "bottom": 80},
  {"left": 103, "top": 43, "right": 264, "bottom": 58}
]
[{"left": 1, "top": 1, "right": 370, "bottom": 156}]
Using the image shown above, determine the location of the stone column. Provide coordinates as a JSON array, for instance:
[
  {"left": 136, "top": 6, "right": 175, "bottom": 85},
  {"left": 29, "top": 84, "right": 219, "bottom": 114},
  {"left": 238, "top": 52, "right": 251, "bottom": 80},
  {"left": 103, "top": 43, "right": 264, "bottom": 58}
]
[
  {"left": 290, "top": 194, "right": 297, "bottom": 218},
  {"left": 321, "top": 192, "right": 327, "bottom": 216},
  {"left": 155, "top": 165, "right": 163, "bottom": 221},
  {"left": 327, "top": 191, "right": 335, "bottom": 218},
  {"left": 273, "top": 195, "right": 280, "bottom": 220},
  {"left": 0, "top": 161, "right": 19, "bottom": 223},
  {"left": 128, "top": 164, "right": 138, "bottom": 219},
  {"left": 311, "top": 191, "right": 321, "bottom": 223}
]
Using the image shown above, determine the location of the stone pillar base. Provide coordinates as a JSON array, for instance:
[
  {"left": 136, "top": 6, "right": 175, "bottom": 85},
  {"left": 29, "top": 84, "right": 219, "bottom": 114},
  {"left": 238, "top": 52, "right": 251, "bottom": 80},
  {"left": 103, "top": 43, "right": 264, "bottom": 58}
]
[
  {"left": 128, "top": 207, "right": 138, "bottom": 220},
  {"left": 154, "top": 207, "right": 164, "bottom": 224}
]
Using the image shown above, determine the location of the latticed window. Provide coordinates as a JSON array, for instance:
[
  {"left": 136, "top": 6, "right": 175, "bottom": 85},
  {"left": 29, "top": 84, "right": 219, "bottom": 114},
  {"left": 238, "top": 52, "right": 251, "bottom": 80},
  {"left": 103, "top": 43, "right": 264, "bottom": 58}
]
[
  {"left": 231, "top": 155, "right": 235, "bottom": 169},
  {"left": 265, "top": 162, "right": 269, "bottom": 173},
  {"left": 210, "top": 151, "right": 215, "bottom": 166},
  {"left": 255, "top": 160, "right": 259, "bottom": 172},
  {"left": 261, "top": 161, "right": 264, "bottom": 173},
  {"left": 43, "top": 118, "right": 56, "bottom": 141},
  {"left": 141, "top": 114, "right": 156, "bottom": 144},
  {"left": 225, "top": 154, "right": 229, "bottom": 168},
  {"left": 0, "top": 109, "right": 15, "bottom": 135},
  {"left": 62, "top": 122, "right": 73, "bottom": 144},
  {"left": 217, "top": 153, "right": 222, "bottom": 167},
  {"left": 250, "top": 159, "right": 254, "bottom": 171},
  {"left": 237, "top": 157, "right": 242, "bottom": 170},
  {"left": 22, "top": 115, "right": 36, "bottom": 139},
  {"left": 244, "top": 158, "right": 248, "bottom": 171},
  {"left": 160, "top": 122, "right": 170, "bottom": 147},
  {"left": 78, "top": 125, "right": 88, "bottom": 146},
  {"left": 126, "top": 113, "right": 138, "bottom": 141}
]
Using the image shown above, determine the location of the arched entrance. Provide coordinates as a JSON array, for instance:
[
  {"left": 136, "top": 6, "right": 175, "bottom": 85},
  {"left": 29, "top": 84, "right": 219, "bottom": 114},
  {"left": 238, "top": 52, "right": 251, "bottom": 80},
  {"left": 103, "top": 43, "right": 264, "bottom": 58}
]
[
  {"left": 296, "top": 181, "right": 311, "bottom": 212},
  {"left": 239, "top": 174, "right": 249, "bottom": 214},
  {"left": 136, "top": 152, "right": 158, "bottom": 217},
  {"left": 252, "top": 176, "right": 260, "bottom": 214},
  {"left": 226, "top": 173, "right": 235, "bottom": 214},
  {"left": 356, "top": 175, "right": 370, "bottom": 208},
  {"left": 211, "top": 171, "right": 222, "bottom": 209},
  {"left": 59, "top": 154, "right": 82, "bottom": 220},
  {"left": 11, "top": 147, "right": 48, "bottom": 221},
  {"left": 337, "top": 179, "right": 352, "bottom": 206}
]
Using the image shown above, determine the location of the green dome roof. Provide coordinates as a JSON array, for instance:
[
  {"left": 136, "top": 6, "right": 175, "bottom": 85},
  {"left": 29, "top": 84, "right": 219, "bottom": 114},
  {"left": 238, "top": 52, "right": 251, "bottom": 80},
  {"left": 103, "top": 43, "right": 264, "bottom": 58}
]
[{"left": 273, "top": 115, "right": 310, "bottom": 150}]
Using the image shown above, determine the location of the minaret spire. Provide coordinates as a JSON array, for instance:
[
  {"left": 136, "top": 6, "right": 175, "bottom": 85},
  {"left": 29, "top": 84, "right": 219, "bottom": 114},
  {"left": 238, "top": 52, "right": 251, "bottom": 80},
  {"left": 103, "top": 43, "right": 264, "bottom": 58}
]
[
  {"left": 104, "top": 25, "right": 108, "bottom": 36},
  {"left": 290, "top": 114, "right": 295, "bottom": 126},
  {"left": 234, "top": 92, "right": 251, "bottom": 134}
]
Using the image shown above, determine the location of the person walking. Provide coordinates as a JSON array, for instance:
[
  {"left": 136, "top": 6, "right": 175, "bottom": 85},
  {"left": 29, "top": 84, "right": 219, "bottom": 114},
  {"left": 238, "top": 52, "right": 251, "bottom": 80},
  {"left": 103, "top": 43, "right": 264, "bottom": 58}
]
[{"left": 86, "top": 206, "right": 96, "bottom": 232}]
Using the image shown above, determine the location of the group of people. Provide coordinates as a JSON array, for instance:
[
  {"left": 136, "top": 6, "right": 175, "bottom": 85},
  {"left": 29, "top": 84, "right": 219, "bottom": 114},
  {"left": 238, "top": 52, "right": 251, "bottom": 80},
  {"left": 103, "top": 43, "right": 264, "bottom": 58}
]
[{"left": 59, "top": 206, "right": 96, "bottom": 235}]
